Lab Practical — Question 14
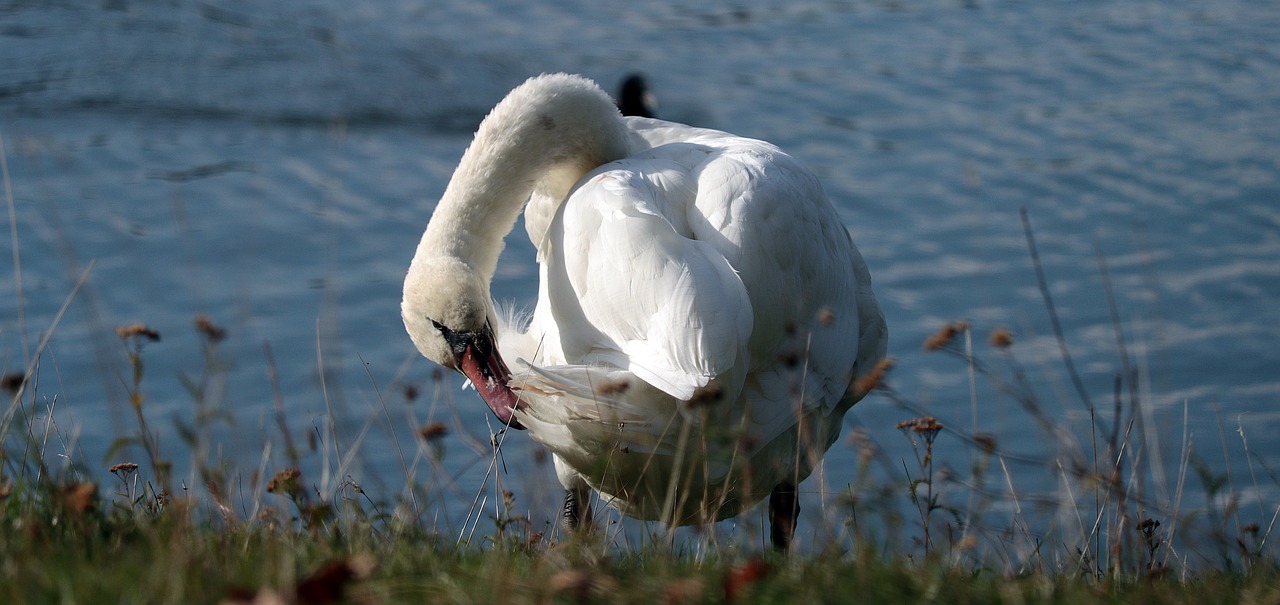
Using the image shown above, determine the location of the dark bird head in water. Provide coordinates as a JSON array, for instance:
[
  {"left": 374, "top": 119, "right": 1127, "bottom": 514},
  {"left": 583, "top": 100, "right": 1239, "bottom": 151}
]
[{"left": 617, "top": 73, "right": 658, "bottom": 118}]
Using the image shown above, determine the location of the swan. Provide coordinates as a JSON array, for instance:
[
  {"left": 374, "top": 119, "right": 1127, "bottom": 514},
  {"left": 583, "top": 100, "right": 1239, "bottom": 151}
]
[{"left": 402, "top": 73, "right": 886, "bottom": 549}]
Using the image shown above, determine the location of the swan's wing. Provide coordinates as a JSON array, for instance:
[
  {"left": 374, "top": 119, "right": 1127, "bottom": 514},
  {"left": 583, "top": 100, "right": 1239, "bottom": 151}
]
[
  {"left": 682, "top": 140, "right": 875, "bottom": 418},
  {"left": 539, "top": 160, "right": 754, "bottom": 402}
]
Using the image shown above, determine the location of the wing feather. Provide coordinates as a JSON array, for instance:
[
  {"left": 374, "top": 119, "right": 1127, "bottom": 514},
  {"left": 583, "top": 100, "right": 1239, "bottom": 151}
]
[{"left": 548, "top": 164, "right": 753, "bottom": 402}]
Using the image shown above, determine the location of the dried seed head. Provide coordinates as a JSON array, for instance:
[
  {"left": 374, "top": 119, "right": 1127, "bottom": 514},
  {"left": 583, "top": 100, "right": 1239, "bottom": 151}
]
[
  {"left": 922, "top": 320, "right": 969, "bottom": 351},
  {"left": 525, "top": 531, "right": 545, "bottom": 550},
  {"left": 116, "top": 323, "right": 161, "bottom": 342},
  {"left": 402, "top": 384, "right": 420, "bottom": 402},
  {"left": 973, "top": 433, "right": 997, "bottom": 455},
  {"left": 266, "top": 468, "right": 302, "bottom": 494},
  {"left": 897, "top": 416, "right": 943, "bottom": 438},
  {"left": 193, "top": 314, "right": 227, "bottom": 342},
  {"left": 417, "top": 421, "right": 449, "bottom": 441},
  {"left": 854, "top": 357, "right": 894, "bottom": 394},
  {"left": 988, "top": 327, "right": 1014, "bottom": 348},
  {"left": 1, "top": 372, "right": 24, "bottom": 394},
  {"left": 846, "top": 428, "right": 878, "bottom": 463},
  {"left": 109, "top": 462, "right": 140, "bottom": 475},
  {"left": 912, "top": 416, "right": 943, "bottom": 434}
]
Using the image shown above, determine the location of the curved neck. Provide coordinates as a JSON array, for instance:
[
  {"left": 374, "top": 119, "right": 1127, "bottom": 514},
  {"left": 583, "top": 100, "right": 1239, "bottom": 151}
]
[{"left": 416, "top": 75, "right": 632, "bottom": 284}]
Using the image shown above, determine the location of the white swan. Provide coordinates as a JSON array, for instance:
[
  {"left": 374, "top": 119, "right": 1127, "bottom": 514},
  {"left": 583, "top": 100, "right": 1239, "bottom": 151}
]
[{"left": 403, "top": 73, "right": 886, "bottom": 549}]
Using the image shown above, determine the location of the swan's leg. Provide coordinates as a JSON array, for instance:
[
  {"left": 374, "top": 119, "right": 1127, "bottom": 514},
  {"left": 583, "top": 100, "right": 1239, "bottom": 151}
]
[
  {"left": 560, "top": 485, "right": 593, "bottom": 534},
  {"left": 768, "top": 482, "right": 799, "bottom": 551}
]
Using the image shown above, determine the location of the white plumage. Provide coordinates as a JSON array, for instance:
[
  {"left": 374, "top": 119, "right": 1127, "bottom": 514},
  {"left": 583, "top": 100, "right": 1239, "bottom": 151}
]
[{"left": 403, "top": 73, "right": 886, "bottom": 544}]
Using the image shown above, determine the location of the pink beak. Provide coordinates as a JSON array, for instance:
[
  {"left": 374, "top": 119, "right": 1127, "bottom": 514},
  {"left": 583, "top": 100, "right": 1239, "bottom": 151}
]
[{"left": 439, "top": 320, "right": 525, "bottom": 430}]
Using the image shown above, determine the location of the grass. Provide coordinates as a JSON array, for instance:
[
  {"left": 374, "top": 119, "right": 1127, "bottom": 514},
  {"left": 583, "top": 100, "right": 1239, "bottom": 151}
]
[
  {"left": 1, "top": 480, "right": 1277, "bottom": 605},
  {"left": 2, "top": 307, "right": 1277, "bottom": 604}
]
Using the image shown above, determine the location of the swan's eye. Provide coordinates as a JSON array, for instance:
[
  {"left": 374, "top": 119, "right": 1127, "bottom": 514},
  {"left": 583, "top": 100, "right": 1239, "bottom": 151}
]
[{"left": 430, "top": 319, "right": 470, "bottom": 357}]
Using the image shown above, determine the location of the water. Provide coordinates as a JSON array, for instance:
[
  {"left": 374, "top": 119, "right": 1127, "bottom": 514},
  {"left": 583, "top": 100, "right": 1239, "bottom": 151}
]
[{"left": 2, "top": 0, "right": 1278, "bottom": 549}]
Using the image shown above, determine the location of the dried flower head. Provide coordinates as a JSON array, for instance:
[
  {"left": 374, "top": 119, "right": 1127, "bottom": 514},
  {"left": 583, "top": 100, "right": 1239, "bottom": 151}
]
[
  {"left": 1, "top": 372, "right": 24, "bottom": 394},
  {"left": 109, "top": 462, "right": 140, "bottom": 475},
  {"left": 266, "top": 468, "right": 302, "bottom": 495},
  {"left": 417, "top": 421, "right": 448, "bottom": 441},
  {"left": 897, "top": 416, "right": 943, "bottom": 441},
  {"left": 854, "top": 357, "right": 894, "bottom": 394},
  {"left": 402, "top": 384, "right": 419, "bottom": 402},
  {"left": 116, "top": 323, "right": 161, "bottom": 342},
  {"left": 846, "top": 428, "right": 878, "bottom": 463},
  {"left": 193, "top": 314, "right": 227, "bottom": 342},
  {"left": 922, "top": 320, "right": 969, "bottom": 351},
  {"left": 988, "top": 326, "right": 1014, "bottom": 348},
  {"left": 912, "top": 416, "right": 943, "bottom": 434},
  {"left": 973, "top": 433, "right": 998, "bottom": 455}
]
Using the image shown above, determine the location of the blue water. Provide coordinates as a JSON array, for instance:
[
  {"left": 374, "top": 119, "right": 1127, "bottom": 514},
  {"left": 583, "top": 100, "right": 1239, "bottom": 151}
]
[{"left": 3, "top": 0, "right": 1278, "bottom": 552}]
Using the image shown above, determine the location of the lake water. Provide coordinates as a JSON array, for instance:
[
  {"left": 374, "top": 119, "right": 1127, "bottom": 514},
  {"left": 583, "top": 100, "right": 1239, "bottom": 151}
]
[{"left": 2, "top": 0, "right": 1278, "bottom": 554}]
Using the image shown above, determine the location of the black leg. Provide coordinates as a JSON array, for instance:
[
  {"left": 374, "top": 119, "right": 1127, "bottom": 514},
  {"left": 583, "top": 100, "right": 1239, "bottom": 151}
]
[
  {"left": 769, "top": 482, "right": 799, "bottom": 551},
  {"left": 560, "top": 486, "right": 592, "bottom": 534}
]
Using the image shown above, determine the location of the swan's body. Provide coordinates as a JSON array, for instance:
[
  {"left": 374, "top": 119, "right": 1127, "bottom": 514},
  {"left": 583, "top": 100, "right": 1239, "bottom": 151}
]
[{"left": 403, "top": 74, "right": 886, "bottom": 545}]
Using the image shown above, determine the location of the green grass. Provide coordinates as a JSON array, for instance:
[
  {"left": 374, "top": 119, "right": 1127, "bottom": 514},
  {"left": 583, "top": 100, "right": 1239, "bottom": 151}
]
[
  {"left": 1, "top": 480, "right": 1277, "bottom": 605},
  {"left": 2, "top": 314, "right": 1277, "bottom": 604}
]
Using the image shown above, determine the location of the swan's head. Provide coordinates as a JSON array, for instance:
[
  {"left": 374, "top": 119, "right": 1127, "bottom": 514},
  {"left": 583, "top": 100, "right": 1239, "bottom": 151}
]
[{"left": 402, "top": 256, "right": 524, "bottom": 429}]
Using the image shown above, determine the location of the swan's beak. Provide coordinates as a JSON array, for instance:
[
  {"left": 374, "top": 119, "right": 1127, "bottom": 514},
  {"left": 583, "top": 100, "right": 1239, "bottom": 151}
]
[{"left": 445, "top": 323, "right": 526, "bottom": 430}]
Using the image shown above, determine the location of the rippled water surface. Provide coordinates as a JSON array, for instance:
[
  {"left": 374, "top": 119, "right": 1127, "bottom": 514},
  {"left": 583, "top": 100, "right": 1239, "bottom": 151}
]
[{"left": 3, "top": 0, "right": 1278, "bottom": 545}]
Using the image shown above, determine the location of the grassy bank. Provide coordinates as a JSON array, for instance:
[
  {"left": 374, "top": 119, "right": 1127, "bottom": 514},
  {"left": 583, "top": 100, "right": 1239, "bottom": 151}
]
[
  {"left": 1, "top": 479, "right": 1277, "bottom": 605},
  {"left": 3, "top": 314, "right": 1278, "bottom": 604}
]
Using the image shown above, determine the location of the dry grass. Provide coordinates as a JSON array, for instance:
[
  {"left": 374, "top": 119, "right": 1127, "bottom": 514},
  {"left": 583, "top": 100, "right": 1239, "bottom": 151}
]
[{"left": 1, "top": 300, "right": 1276, "bottom": 603}]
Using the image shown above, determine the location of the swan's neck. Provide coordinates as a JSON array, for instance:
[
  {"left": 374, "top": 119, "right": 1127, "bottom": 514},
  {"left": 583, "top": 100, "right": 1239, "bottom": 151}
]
[{"left": 417, "top": 75, "right": 632, "bottom": 284}]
